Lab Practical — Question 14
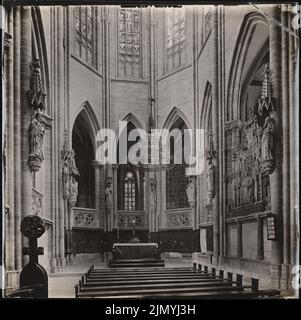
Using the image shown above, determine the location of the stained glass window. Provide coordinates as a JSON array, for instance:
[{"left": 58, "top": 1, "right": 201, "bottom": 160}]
[
  {"left": 124, "top": 172, "right": 136, "bottom": 211},
  {"left": 73, "top": 6, "right": 97, "bottom": 68},
  {"left": 166, "top": 8, "right": 186, "bottom": 72},
  {"left": 118, "top": 8, "right": 141, "bottom": 78}
]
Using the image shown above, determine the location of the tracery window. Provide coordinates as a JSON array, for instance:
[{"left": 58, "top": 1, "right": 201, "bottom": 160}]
[
  {"left": 118, "top": 8, "right": 142, "bottom": 78},
  {"left": 166, "top": 8, "right": 186, "bottom": 72},
  {"left": 166, "top": 165, "right": 188, "bottom": 209},
  {"left": 124, "top": 171, "right": 136, "bottom": 211},
  {"left": 73, "top": 6, "right": 97, "bottom": 68},
  {"left": 166, "top": 121, "right": 189, "bottom": 210}
]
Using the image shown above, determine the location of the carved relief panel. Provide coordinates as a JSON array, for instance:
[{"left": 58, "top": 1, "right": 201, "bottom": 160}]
[{"left": 225, "top": 65, "right": 275, "bottom": 218}]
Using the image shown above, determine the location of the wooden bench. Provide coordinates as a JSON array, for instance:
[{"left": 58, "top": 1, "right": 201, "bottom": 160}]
[{"left": 75, "top": 265, "right": 281, "bottom": 299}]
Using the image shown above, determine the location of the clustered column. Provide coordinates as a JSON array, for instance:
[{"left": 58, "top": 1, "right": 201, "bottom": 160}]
[{"left": 211, "top": 6, "right": 220, "bottom": 261}]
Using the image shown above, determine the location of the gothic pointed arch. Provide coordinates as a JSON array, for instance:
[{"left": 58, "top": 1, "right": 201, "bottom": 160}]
[
  {"left": 116, "top": 119, "right": 145, "bottom": 212},
  {"left": 163, "top": 108, "right": 190, "bottom": 210},
  {"left": 72, "top": 101, "right": 100, "bottom": 153},
  {"left": 226, "top": 11, "right": 269, "bottom": 122},
  {"left": 71, "top": 106, "right": 98, "bottom": 209},
  {"left": 116, "top": 112, "right": 145, "bottom": 134},
  {"left": 163, "top": 106, "right": 191, "bottom": 130}
]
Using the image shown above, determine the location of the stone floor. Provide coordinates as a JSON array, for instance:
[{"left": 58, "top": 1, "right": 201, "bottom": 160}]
[{"left": 48, "top": 254, "right": 193, "bottom": 298}]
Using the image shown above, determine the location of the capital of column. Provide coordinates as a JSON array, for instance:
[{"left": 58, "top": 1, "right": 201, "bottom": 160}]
[{"left": 92, "top": 160, "right": 103, "bottom": 169}]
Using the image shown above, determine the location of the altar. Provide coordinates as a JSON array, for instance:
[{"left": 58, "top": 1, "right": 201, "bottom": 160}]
[
  {"left": 109, "top": 242, "right": 164, "bottom": 267},
  {"left": 112, "top": 243, "right": 159, "bottom": 260}
]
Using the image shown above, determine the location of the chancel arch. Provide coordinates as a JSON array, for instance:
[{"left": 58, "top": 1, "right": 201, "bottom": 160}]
[{"left": 72, "top": 109, "right": 96, "bottom": 209}]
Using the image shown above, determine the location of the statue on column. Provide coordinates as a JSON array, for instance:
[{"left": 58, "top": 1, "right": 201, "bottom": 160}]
[
  {"left": 105, "top": 177, "right": 113, "bottom": 231},
  {"left": 63, "top": 148, "right": 80, "bottom": 207},
  {"left": 206, "top": 162, "right": 215, "bottom": 201},
  {"left": 206, "top": 129, "right": 216, "bottom": 201},
  {"left": 29, "top": 109, "right": 46, "bottom": 172},
  {"left": 186, "top": 176, "right": 196, "bottom": 208},
  {"left": 261, "top": 115, "right": 275, "bottom": 174},
  {"left": 149, "top": 177, "right": 157, "bottom": 234},
  {"left": 149, "top": 178, "right": 157, "bottom": 210},
  {"left": 27, "top": 58, "right": 47, "bottom": 173}
]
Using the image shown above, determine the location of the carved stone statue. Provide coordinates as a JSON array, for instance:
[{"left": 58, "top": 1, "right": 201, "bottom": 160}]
[
  {"left": 63, "top": 148, "right": 79, "bottom": 207},
  {"left": 261, "top": 115, "right": 275, "bottom": 174},
  {"left": 69, "top": 177, "right": 78, "bottom": 207},
  {"left": 149, "top": 178, "right": 157, "bottom": 209},
  {"left": 105, "top": 178, "right": 113, "bottom": 210},
  {"left": 105, "top": 177, "right": 113, "bottom": 231},
  {"left": 206, "top": 162, "right": 215, "bottom": 200},
  {"left": 261, "top": 116, "right": 274, "bottom": 162},
  {"left": 29, "top": 110, "right": 45, "bottom": 172},
  {"left": 186, "top": 176, "right": 196, "bottom": 208},
  {"left": 242, "top": 175, "right": 254, "bottom": 204}
]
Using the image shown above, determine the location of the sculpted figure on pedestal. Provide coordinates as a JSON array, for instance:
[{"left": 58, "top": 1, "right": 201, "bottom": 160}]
[
  {"left": 63, "top": 148, "right": 79, "bottom": 206},
  {"left": 149, "top": 178, "right": 157, "bottom": 209},
  {"left": 186, "top": 176, "right": 196, "bottom": 208},
  {"left": 29, "top": 110, "right": 45, "bottom": 172},
  {"left": 105, "top": 178, "right": 113, "bottom": 210},
  {"left": 206, "top": 162, "right": 215, "bottom": 201},
  {"left": 261, "top": 116, "right": 275, "bottom": 162}
]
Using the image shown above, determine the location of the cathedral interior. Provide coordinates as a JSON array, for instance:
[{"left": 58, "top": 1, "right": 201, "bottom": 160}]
[{"left": 1, "top": 4, "right": 299, "bottom": 298}]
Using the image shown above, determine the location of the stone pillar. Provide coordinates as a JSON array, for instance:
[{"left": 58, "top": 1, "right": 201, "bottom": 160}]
[
  {"left": 288, "top": 7, "right": 298, "bottom": 269},
  {"left": 5, "top": 8, "right": 15, "bottom": 274},
  {"left": 92, "top": 161, "right": 101, "bottom": 228},
  {"left": 5, "top": 7, "right": 20, "bottom": 291},
  {"left": 211, "top": 6, "right": 220, "bottom": 260},
  {"left": 58, "top": 6, "right": 66, "bottom": 268},
  {"left": 20, "top": 6, "right": 32, "bottom": 267},
  {"left": 13, "top": 6, "right": 22, "bottom": 273},
  {"left": 280, "top": 6, "right": 294, "bottom": 289},
  {"left": 281, "top": 4, "right": 291, "bottom": 268},
  {"left": 52, "top": 6, "right": 66, "bottom": 271},
  {"left": 237, "top": 220, "right": 242, "bottom": 257},
  {"left": 269, "top": 5, "right": 283, "bottom": 288},
  {"left": 112, "top": 165, "right": 118, "bottom": 231}
]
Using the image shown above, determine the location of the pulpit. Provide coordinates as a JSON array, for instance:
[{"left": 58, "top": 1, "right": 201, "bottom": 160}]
[{"left": 109, "top": 242, "right": 164, "bottom": 268}]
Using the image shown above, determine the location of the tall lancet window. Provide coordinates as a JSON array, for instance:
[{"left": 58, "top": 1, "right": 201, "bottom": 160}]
[
  {"left": 166, "top": 8, "right": 186, "bottom": 72},
  {"left": 118, "top": 8, "right": 142, "bottom": 78},
  {"left": 124, "top": 171, "right": 136, "bottom": 211},
  {"left": 73, "top": 6, "right": 97, "bottom": 68}
]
